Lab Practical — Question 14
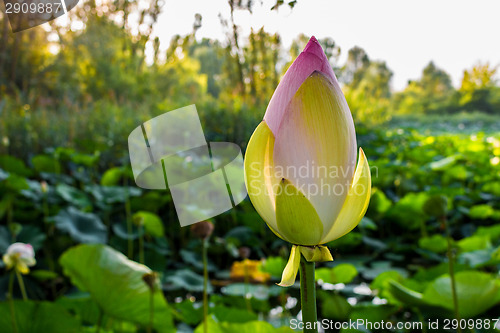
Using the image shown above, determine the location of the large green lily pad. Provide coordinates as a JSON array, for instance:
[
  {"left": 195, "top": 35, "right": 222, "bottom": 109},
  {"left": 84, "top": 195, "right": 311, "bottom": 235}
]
[
  {"left": 0, "top": 300, "right": 80, "bottom": 333},
  {"left": 59, "top": 244, "right": 174, "bottom": 332},
  {"left": 422, "top": 271, "right": 500, "bottom": 318}
]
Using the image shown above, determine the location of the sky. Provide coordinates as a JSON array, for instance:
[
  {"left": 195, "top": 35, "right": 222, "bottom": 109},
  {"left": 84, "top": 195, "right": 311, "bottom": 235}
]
[{"left": 153, "top": 0, "right": 500, "bottom": 91}]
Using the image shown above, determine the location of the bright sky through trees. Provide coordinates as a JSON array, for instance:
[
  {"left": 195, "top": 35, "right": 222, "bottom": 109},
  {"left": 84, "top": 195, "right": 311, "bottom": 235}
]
[{"left": 153, "top": 0, "right": 500, "bottom": 90}]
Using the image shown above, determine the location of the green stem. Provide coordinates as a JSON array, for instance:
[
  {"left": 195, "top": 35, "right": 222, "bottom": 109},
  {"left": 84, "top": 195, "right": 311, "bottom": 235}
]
[
  {"left": 42, "top": 193, "right": 49, "bottom": 224},
  {"left": 15, "top": 270, "right": 28, "bottom": 301},
  {"left": 280, "top": 289, "right": 287, "bottom": 327},
  {"left": 299, "top": 255, "right": 317, "bottom": 333},
  {"left": 42, "top": 191, "right": 57, "bottom": 299},
  {"left": 202, "top": 238, "right": 209, "bottom": 333},
  {"left": 148, "top": 289, "right": 154, "bottom": 333},
  {"left": 124, "top": 183, "right": 133, "bottom": 258},
  {"left": 243, "top": 261, "right": 252, "bottom": 312},
  {"left": 7, "top": 198, "right": 14, "bottom": 242},
  {"left": 8, "top": 271, "right": 19, "bottom": 333},
  {"left": 420, "top": 219, "right": 428, "bottom": 238},
  {"left": 416, "top": 308, "right": 427, "bottom": 333},
  {"left": 443, "top": 217, "right": 461, "bottom": 333},
  {"left": 139, "top": 226, "right": 145, "bottom": 264},
  {"left": 96, "top": 307, "right": 103, "bottom": 333}
]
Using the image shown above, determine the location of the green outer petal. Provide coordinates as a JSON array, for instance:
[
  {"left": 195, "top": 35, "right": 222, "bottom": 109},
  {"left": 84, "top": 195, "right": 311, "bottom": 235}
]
[
  {"left": 244, "top": 121, "right": 282, "bottom": 238},
  {"left": 300, "top": 245, "right": 333, "bottom": 262},
  {"left": 321, "top": 148, "right": 371, "bottom": 244},
  {"left": 277, "top": 245, "right": 301, "bottom": 287},
  {"left": 276, "top": 178, "right": 323, "bottom": 245}
]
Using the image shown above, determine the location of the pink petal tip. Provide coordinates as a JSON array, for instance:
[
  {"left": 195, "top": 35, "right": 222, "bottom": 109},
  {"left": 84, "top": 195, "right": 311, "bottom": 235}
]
[{"left": 303, "top": 36, "right": 326, "bottom": 61}]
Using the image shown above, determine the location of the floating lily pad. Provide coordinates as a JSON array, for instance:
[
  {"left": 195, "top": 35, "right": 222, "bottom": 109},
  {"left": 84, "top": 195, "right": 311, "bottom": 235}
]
[{"left": 51, "top": 207, "right": 107, "bottom": 244}]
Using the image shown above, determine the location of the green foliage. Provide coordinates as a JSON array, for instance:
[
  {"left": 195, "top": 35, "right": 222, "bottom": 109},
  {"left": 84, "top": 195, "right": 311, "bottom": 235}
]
[
  {"left": 319, "top": 293, "right": 352, "bottom": 320},
  {"left": 1, "top": 111, "right": 499, "bottom": 331},
  {"left": 165, "top": 269, "right": 211, "bottom": 293},
  {"left": 386, "top": 192, "right": 428, "bottom": 230},
  {"left": 100, "top": 167, "right": 126, "bottom": 186},
  {"left": 1, "top": 7, "right": 500, "bottom": 331},
  {"left": 133, "top": 211, "right": 164, "bottom": 237},
  {"left": 423, "top": 271, "right": 500, "bottom": 318},
  {"left": 0, "top": 300, "right": 80, "bottom": 333},
  {"left": 468, "top": 204, "right": 495, "bottom": 219},
  {"left": 50, "top": 207, "right": 107, "bottom": 243},
  {"left": 419, "top": 235, "right": 448, "bottom": 254},
  {"left": 221, "top": 283, "right": 281, "bottom": 301},
  {"left": 315, "top": 264, "right": 358, "bottom": 284},
  {"left": 459, "top": 63, "right": 500, "bottom": 114},
  {"left": 457, "top": 235, "right": 491, "bottom": 252},
  {"left": 55, "top": 184, "right": 92, "bottom": 209},
  {"left": 211, "top": 305, "right": 258, "bottom": 323},
  {"left": 0, "top": 156, "right": 32, "bottom": 177},
  {"left": 423, "top": 195, "right": 448, "bottom": 218},
  {"left": 32, "top": 155, "right": 61, "bottom": 174},
  {"left": 194, "top": 317, "right": 294, "bottom": 333},
  {"left": 379, "top": 271, "right": 500, "bottom": 319},
  {"left": 260, "top": 256, "right": 287, "bottom": 278},
  {"left": 59, "top": 244, "right": 174, "bottom": 331},
  {"left": 173, "top": 299, "right": 203, "bottom": 325}
]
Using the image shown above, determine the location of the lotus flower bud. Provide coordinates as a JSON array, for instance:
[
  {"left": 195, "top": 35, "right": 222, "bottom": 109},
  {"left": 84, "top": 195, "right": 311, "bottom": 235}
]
[
  {"left": 244, "top": 37, "right": 371, "bottom": 286},
  {"left": 238, "top": 246, "right": 251, "bottom": 259},
  {"left": 40, "top": 181, "right": 48, "bottom": 194},
  {"left": 142, "top": 272, "right": 159, "bottom": 292},
  {"left": 190, "top": 220, "right": 214, "bottom": 240}
]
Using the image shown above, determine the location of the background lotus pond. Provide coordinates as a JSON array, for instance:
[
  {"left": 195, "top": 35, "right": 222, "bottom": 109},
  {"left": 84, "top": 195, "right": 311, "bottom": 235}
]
[
  {"left": 1, "top": 1, "right": 500, "bottom": 332},
  {"left": 1, "top": 117, "right": 499, "bottom": 332}
]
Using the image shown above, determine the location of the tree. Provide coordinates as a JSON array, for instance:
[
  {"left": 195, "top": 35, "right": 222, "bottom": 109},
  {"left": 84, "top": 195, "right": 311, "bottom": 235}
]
[
  {"left": 341, "top": 46, "right": 370, "bottom": 87},
  {"left": 341, "top": 46, "right": 393, "bottom": 124},
  {"left": 244, "top": 28, "right": 281, "bottom": 104},
  {"left": 459, "top": 62, "right": 499, "bottom": 114},
  {"left": 421, "top": 61, "right": 453, "bottom": 95},
  {"left": 188, "top": 38, "right": 225, "bottom": 98},
  {"left": 391, "top": 61, "right": 456, "bottom": 114}
]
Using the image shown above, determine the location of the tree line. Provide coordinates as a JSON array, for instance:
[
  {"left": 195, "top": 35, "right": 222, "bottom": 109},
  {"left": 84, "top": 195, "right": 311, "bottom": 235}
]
[{"left": 0, "top": 0, "right": 499, "bottom": 157}]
